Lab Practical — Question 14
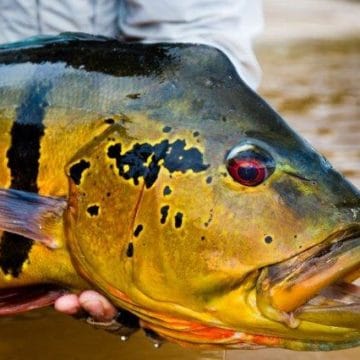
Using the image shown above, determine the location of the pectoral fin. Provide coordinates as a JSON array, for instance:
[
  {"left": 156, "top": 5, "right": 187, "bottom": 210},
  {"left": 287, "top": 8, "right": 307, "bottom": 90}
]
[{"left": 0, "top": 188, "right": 67, "bottom": 249}]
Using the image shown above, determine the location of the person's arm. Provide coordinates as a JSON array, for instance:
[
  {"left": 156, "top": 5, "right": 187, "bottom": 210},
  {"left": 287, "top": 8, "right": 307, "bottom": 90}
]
[
  {"left": 118, "top": 0, "right": 263, "bottom": 90},
  {"left": 0, "top": 0, "right": 118, "bottom": 44}
]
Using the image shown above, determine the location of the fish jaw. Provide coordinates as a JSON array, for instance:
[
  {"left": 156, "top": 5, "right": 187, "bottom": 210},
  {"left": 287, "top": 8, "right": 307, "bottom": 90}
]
[
  {"left": 139, "top": 229, "right": 360, "bottom": 350},
  {"left": 113, "top": 291, "right": 360, "bottom": 351},
  {"left": 254, "top": 227, "right": 360, "bottom": 332}
]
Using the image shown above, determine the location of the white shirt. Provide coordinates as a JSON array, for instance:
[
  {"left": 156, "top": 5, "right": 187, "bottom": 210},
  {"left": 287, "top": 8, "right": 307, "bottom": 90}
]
[{"left": 0, "top": 0, "right": 263, "bottom": 89}]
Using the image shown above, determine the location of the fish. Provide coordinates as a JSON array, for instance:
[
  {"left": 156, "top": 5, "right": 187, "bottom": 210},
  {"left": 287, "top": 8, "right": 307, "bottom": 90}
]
[{"left": 0, "top": 33, "right": 359, "bottom": 351}]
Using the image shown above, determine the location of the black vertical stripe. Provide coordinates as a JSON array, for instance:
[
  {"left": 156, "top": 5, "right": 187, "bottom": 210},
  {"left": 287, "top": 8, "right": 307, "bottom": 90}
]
[{"left": 0, "top": 80, "right": 49, "bottom": 277}]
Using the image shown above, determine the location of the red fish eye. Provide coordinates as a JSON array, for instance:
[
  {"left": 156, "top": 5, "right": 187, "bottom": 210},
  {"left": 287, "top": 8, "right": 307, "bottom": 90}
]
[
  {"left": 226, "top": 147, "right": 275, "bottom": 186},
  {"left": 227, "top": 158, "right": 267, "bottom": 186}
]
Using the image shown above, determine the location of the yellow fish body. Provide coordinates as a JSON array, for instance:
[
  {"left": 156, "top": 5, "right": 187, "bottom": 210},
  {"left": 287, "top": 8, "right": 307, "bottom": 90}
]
[{"left": 0, "top": 34, "right": 359, "bottom": 351}]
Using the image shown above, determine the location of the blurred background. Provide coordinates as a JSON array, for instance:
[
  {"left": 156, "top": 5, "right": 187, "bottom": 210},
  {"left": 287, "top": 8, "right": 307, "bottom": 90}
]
[
  {"left": 257, "top": 0, "right": 360, "bottom": 190},
  {"left": 0, "top": 0, "right": 359, "bottom": 359}
]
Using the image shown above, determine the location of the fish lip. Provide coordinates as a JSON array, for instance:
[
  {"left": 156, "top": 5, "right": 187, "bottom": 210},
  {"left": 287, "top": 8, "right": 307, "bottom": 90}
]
[
  {"left": 295, "top": 233, "right": 360, "bottom": 300},
  {"left": 294, "top": 280, "right": 360, "bottom": 330},
  {"left": 256, "top": 225, "right": 360, "bottom": 328},
  {"left": 321, "top": 225, "right": 360, "bottom": 246},
  {"left": 290, "top": 231, "right": 360, "bottom": 328},
  {"left": 0, "top": 284, "right": 65, "bottom": 315},
  {"left": 266, "top": 225, "right": 360, "bottom": 287}
]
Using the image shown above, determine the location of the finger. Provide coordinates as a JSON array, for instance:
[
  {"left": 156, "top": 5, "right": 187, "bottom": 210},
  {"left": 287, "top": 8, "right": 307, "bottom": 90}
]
[
  {"left": 79, "top": 290, "right": 117, "bottom": 322},
  {"left": 54, "top": 294, "right": 81, "bottom": 315}
]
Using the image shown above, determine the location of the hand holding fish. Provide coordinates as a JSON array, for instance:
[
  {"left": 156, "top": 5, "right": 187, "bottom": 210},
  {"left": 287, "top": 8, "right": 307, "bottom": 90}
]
[{"left": 54, "top": 291, "right": 117, "bottom": 321}]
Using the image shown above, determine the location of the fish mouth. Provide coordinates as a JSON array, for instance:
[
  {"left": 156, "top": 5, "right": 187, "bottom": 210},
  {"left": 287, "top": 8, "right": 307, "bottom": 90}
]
[
  {"left": 257, "top": 226, "right": 360, "bottom": 330},
  {"left": 0, "top": 285, "right": 64, "bottom": 315}
]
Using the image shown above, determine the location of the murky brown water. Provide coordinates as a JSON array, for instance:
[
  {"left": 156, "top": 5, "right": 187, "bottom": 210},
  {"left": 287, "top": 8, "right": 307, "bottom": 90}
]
[
  {"left": 258, "top": 38, "right": 360, "bottom": 189},
  {"left": 0, "top": 4, "right": 359, "bottom": 360}
]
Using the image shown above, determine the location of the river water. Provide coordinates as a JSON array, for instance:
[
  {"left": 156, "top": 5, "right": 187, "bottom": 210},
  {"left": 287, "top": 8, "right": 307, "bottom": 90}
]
[{"left": 0, "top": 1, "right": 359, "bottom": 359}]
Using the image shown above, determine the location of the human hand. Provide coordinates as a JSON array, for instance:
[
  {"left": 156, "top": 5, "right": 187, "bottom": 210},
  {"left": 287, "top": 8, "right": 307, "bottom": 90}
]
[
  {"left": 54, "top": 290, "right": 142, "bottom": 340},
  {"left": 54, "top": 290, "right": 117, "bottom": 321},
  {"left": 54, "top": 290, "right": 166, "bottom": 346}
]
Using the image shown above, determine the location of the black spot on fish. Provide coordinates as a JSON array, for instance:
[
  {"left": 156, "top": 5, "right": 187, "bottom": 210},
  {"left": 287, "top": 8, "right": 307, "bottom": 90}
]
[
  {"left": 206, "top": 176, "right": 212, "bottom": 184},
  {"left": 133, "top": 224, "right": 143, "bottom": 237},
  {"left": 104, "top": 118, "right": 115, "bottom": 124},
  {"left": 126, "top": 93, "right": 141, "bottom": 99},
  {"left": 107, "top": 139, "right": 208, "bottom": 188},
  {"left": 201, "top": 236, "right": 206, "bottom": 241},
  {"left": 264, "top": 236, "right": 273, "bottom": 244},
  {"left": 126, "top": 243, "right": 134, "bottom": 257},
  {"left": 69, "top": 160, "right": 90, "bottom": 185},
  {"left": 87, "top": 205, "right": 99, "bottom": 217},
  {"left": 163, "top": 186, "right": 172, "bottom": 196},
  {"left": 174, "top": 212, "right": 183, "bottom": 228},
  {"left": 162, "top": 126, "right": 172, "bottom": 133},
  {"left": 160, "top": 205, "right": 169, "bottom": 224},
  {"left": 222, "top": 116, "right": 227, "bottom": 122},
  {"left": 193, "top": 131, "right": 200, "bottom": 137},
  {"left": 106, "top": 192, "right": 111, "bottom": 197},
  {"left": 164, "top": 139, "right": 208, "bottom": 173},
  {"left": 107, "top": 143, "right": 121, "bottom": 158},
  {"left": 0, "top": 79, "right": 49, "bottom": 277}
]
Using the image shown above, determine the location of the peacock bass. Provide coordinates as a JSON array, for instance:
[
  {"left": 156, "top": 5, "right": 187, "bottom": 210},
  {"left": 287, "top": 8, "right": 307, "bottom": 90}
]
[{"left": 0, "top": 33, "right": 359, "bottom": 351}]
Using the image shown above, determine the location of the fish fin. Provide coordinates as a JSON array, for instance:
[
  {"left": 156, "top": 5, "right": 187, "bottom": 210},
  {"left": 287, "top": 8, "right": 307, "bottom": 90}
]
[
  {"left": 0, "top": 285, "right": 64, "bottom": 315},
  {"left": 0, "top": 188, "right": 66, "bottom": 249},
  {"left": 0, "top": 32, "right": 115, "bottom": 52}
]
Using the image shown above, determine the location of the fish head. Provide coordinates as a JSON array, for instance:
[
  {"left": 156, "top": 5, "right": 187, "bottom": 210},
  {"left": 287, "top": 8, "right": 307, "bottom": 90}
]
[{"left": 63, "top": 43, "right": 360, "bottom": 349}]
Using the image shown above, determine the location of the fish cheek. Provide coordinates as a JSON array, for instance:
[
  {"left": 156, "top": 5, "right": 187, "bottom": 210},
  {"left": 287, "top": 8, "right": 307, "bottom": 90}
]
[
  {"left": 64, "top": 125, "right": 143, "bottom": 293},
  {"left": 212, "top": 176, "right": 311, "bottom": 267},
  {"left": 270, "top": 177, "right": 338, "bottom": 251},
  {"left": 128, "top": 169, "right": 219, "bottom": 304},
  {"left": 129, "top": 171, "right": 262, "bottom": 305}
]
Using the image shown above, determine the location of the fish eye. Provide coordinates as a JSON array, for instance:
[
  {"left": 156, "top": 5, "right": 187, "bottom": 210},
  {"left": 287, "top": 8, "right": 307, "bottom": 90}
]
[{"left": 226, "top": 144, "right": 275, "bottom": 187}]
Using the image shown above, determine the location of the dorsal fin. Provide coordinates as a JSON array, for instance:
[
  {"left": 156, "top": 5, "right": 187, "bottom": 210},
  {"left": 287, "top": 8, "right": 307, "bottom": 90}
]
[{"left": 0, "top": 32, "right": 115, "bottom": 52}]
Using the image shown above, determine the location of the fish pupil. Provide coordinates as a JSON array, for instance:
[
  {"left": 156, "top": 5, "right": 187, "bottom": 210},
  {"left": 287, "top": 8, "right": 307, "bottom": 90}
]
[{"left": 238, "top": 164, "right": 259, "bottom": 181}]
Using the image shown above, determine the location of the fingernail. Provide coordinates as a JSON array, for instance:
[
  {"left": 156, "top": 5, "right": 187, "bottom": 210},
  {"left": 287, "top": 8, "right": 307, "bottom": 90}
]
[{"left": 82, "top": 300, "right": 105, "bottom": 320}]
